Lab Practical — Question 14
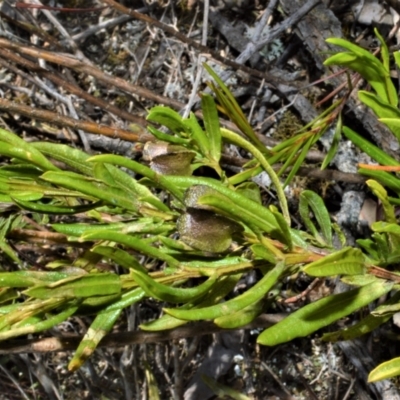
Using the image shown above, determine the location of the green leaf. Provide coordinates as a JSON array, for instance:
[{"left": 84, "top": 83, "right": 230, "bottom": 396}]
[
  {"left": 203, "top": 63, "right": 268, "bottom": 154},
  {"left": 69, "top": 287, "right": 145, "bottom": 371},
  {"left": 41, "top": 171, "right": 139, "bottom": 212},
  {"left": 201, "top": 94, "right": 221, "bottom": 162},
  {"left": 91, "top": 245, "right": 147, "bottom": 273},
  {"left": 378, "top": 118, "right": 400, "bottom": 142},
  {"left": 146, "top": 125, "right": 191, "bottom": 145},
  {"left": 13, "top": 198, "right": 102, "bottom": 214},
  {"left": 80, "top": 230, "right": 180, "bottom": 268},
  {"left": 87, "top": 154, "right": 184, "bottom": 202},
  {"left": 369, "top": 357, "right": 400, "bottom": 382},
  {"left": 202, "top": 375, "right": 251, "bottom": 400},
  {"left": 24, "top": 273, "right": 121, "bottom": 299},
  {"left": 146, "top": 106, "right": 186, "bottom": 134},
  {"left": 299, "top": 190, "right": 332, "bottom": 246},
  {"left": 31, "top": 142, "right": 93, "bottom": 175},
  {"left": 366, "top": 180, "right": 396, "bottom": 223},
  {"left": 183, "top": 112, "right": 210, "bottom": 157},
  {"left": 131, "top": 270, "right": 217, "bottom": 303},
  {"left": 359, "top": 168, "right": 400, "bottom": 195},
  {"left": 303, "top": 247, "right": 365, "bottom": 276},
  {"left": 141, "top": 274, "right": 241, "bottom": 331},
  {"left": 257, "top": 280, "right": 393, "bottom": 346},
  {"left": 325, "top": 38, "right": 396, "bottom": 105},
  {"left": 322, "top": 290, "right": 400, "bottom": 342},
  {"left": 164, "top": 262, "right": 285, "bottom": 321},
  {"left": 343, "top": 126, "right": 400, "bottom": 166},
  {"left": 0, "top": 129, "right": 59, "bottom": 172},
  {"left": 321, "top": 113, "right": 342, "bottom": 169}
]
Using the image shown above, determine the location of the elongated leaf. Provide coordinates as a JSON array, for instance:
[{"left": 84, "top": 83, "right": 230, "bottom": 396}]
[
  {"left": 69, "top": 287, "right": 145, "bottom": 371},
  {"left": 359, "top": 168, "right": 400, "bottom": 195},
  {"left": 141, "top": 274, "right": 241, "bottom": 331},
  {"left": 325, "top": 38, "right": 396, "bottom": 105},
  {"left": 202, "top": 375, "right": 251, "bottom": 400},
  {"left": 13, "top": 198, "right": 101, "bottom": 214},
  {"left": 321, "top": 113, "right": 342, "bottom": 169},
  {"left": 322, "top": 291, "right": 400, "bottom": 342},
  {"left": 213, "top": 298, "right": 266, "bottom": 329},
  {"left": 81, "top": 230, "right": 180, "bottom": 268},
  {"left": 183, "top": 112, "right": 210, "bottom": 157},
  {"left": 87, "top": 154, "right": 184, "bottom": 202},
  {"left": 366, "top": 180, "right": 396, "bottom": 223},
  {"left": 379, "top": 118, "right": 400, "bottom": 142},
  {"left": 31, "top": 142, "right": 93, "bottom": 175},
  {"left": 257, "top": 280, "right": 393, "bottom": 346},
  {"left": 201, "top": 94, "right": 221, "bottom": 162},
  {"left": 24, "top": 273, "right": 121, "bottom": 299},
  {"left": 164, "top": 262, "right": 285, "bottom": 321},
  {"left": 146, "top": 106, "right": 186, "bottom": 134},
  {"left": 0, "top": 129, "right": 59, "bottom": 172},
  {"left": 132, "top": 270, "right": 217, "bottom": 303},
  {"left": 0, "top": 302, "right": 79, "bottom": 341},
  {"left": 369, "top": 357, "right": 400, "bottom": 382},
  {"left": 299, "top": 190, "right": 332, "bottom": 246},
  {"left": 343, "top": 126, "right": 400, "bottom": 166},
  {"left": 41, "top": 171, "right": 139, "bottom": 211},
  {"left": 303, "top": 247, "right": 365, "bottom": 277}
]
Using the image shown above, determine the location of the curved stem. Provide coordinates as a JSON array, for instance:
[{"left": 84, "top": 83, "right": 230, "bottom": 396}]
[{"left": 221, "top": 128, "right": 290, "bottom": 226}]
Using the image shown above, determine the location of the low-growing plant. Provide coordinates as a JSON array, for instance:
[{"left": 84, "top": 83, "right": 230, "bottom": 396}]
[{"left": 0, "top": 47, "right": 400, "bottom": 389}]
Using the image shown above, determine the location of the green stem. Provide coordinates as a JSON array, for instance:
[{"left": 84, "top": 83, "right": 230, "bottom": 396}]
[{"left": 221, "top": 128, "right": 290, "bottom": 226}]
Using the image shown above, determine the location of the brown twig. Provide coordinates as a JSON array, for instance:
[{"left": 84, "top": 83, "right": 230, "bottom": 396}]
[
  {"left": 100, "top": 0, "right": 295, "bottom": 85},
  {"left": 0, "top": 314, "right": 286, "bottom": 355},
  {"left": 0, "top": 47, "right": 147, "bottom": 126},
  {"left": 0, "top": 98, "right": 151, "bottom": 142},
  {"left": 0, "top": 38, "right": 184, "bottom": 111}
]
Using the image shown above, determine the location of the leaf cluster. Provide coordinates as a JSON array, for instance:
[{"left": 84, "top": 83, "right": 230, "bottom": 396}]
[{"left": 0, "top": 58, "right": 398, "bottom": 386}]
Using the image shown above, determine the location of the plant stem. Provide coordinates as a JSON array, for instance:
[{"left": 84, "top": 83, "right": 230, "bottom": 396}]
[{"left": 221, "top": 128, "right": 290, "bottom": 226}]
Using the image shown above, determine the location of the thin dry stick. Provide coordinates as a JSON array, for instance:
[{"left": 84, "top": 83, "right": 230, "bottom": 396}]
[
  {"left": 0, "top": 38, "right": 185, "bottom": 111},
  {"left": 100, "top": 0, "right": 295, "bottom": 85},
  {"left": 0, "top": 98, "right": 151, "bottom": 142},
  {"left": 0, "top": 47, "right": 147, "bottom": 126},
  {"left": 0, "top": 314, "right": 285, "bottom": 355}
]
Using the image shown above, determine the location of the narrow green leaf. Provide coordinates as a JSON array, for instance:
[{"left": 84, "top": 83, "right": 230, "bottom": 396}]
[
  {"left": 141, "top": 274, "right": 241, "bottom": 331},
  {"left": 24, "top": 273, "right": 121, "bottom": 299},
  {"left": 91, "top": 245, "right": 147, "bottom": 273},
  {"left": 41, "top": 171, "right": 139, "bottom": 211},
  {"left": 146, "top": 106, "right": 186, "bottom": 134},
  {"left": 321, "top": 113, "right": 342, "bottom": 169},
  {"left": 81, "top": 230, "right": 180, "bottom": 268},
  {"left": 366, "top": 180, "right": 396, "bottom": 223},
  {"left": 359, "top": 168, "right": 400, "bottom": 194},
  {"left": 31, "top": 142, "right": 92, "bottom": 175},
  {"left": 201, "top": 94, "right": 221, "bottom": 162},
  {"left": 132, "top": 270, "right": 217, "bottom": 303},
  {"left": 183, "top": 112, "right": 210, "bottom": 157},
  {"left": 257, "top": 280, "right": 393, "bottom": 346},
  {"left": 202, "top": 375, "right": 251, "bottom": 400},
  {"left": 164, "top": 262, "right": 285, "bottom": 321},
  {"left": 69, "top": 287, "right": 145, "bottom": 371},
  {"left": 87, "top": 154, "right": 184, "bottom": 202},
  {"left": 13, "top": 198, "right": 101, "bottom": 214},
  {"left": 325, "top": 38, "right": 392, "bottom": 103},
  {"left": 369, "top": 357, "right": 400, "bottom": 382},
  {"left": 147, "top": 125, "right": 191, "bottom": 145},
  {"left": 378, "top": 118, "right": 400, "bottom": 142},
  {"left": 303, "top": 247, "right": 365, "bottom": 276},
  {"left": 343, "top": 126, "right": 400, "bottom": 166},
  {"left": 299, "top": 190, "right": 332, "bottom": 246}
]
